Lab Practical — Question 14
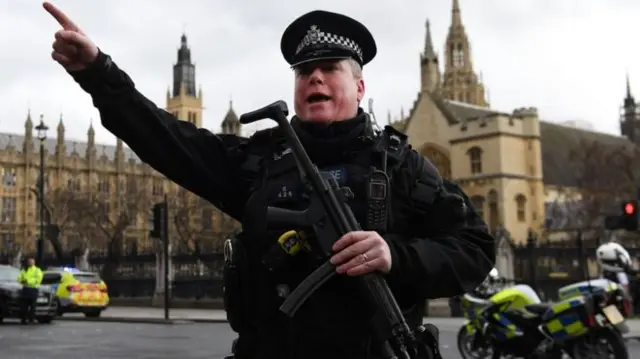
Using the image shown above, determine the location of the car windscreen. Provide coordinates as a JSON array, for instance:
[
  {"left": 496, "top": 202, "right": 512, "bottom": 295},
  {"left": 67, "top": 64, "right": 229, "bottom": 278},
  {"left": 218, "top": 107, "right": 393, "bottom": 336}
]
[
  {"left": 74, "top": 274, "right": 102, "bottom": 283},
  {"left": 0, "top": 267, "right": 20, "bottom": 282}
]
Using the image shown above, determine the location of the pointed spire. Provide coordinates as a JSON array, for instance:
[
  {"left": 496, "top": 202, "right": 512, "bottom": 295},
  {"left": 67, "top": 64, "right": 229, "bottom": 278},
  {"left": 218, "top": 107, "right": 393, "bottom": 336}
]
[
  {"left": 87, "top": 120, "right": 95, "bottom": 140},
  {"left": 23, "top": 109, "right": 34, "bottom": 153},
  {"left": 55, "top": 113, "right": 65, "bottom": 154},
  {"left": 221, "top": 98, "right": 240, "bottom": 135},
  {"left": 180, "top": 32, "right": 188, "bottom": 47},
  {"left": 222, "top": 99, "right": 239, "bottom": 125},
  {"left": 173, "top": 32, "right": 196, "bottom": 97},
  {"left": 423, "top": 20, "right": 437, "bottom": 60},
  {"left": 25, "top": 109, "right": 33, "bottom": 129},
  {"left": 451, "top": 0, "right": 462, "bottom": 27},
  {"left": 86, "top": 120, "right": 96, "bottom": 160},
  {"left": 57, "top": 113, "right": 64, "bottom": 131},
  {"left": 624, "top": 73, "right": 636, "bottom": 108}
]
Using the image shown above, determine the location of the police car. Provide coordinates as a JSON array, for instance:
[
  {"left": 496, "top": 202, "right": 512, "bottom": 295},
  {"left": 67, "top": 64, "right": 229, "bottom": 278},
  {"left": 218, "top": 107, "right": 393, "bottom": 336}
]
[{"left": 42, "top": 267, "right": 109, "bottom": 317}]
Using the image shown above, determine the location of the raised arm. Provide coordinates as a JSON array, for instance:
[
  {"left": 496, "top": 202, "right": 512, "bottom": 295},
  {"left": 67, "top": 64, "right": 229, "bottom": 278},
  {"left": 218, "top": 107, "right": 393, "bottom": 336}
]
[
  {"left": 44, "top": 2, "right": 249, "bottom": 219},
  {"left": 70, "top": 52, "right": 248, "bottom": 218}
]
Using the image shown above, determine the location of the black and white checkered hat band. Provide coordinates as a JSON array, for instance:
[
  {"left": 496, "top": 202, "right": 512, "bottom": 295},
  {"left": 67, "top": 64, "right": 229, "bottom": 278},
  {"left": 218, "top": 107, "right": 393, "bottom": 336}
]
[{"left": 295, "top": 25, "right": 363, "bottom": 62}]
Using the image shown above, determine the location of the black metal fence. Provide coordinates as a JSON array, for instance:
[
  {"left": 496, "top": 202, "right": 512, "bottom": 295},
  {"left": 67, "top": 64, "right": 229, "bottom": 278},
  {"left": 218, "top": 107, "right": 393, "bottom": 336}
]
[
  {"left": 0, "top": 249, "right": 225, "bottom": 299},
  {"left": 510, "top": 230, "right": 640, "bottom": 301},
  {"left": 4, "top": 229, "right": 639, "bottom": 303}
]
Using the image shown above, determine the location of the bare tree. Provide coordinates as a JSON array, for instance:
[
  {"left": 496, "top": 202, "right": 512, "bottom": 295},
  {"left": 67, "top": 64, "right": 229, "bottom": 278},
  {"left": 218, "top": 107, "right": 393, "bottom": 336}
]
[
  {"left": 170, "top": 192, "right": 203, "bottom": 253},
  {"left": 170, "top": 191, "right": 239, "bottom": 256},
  {"left": 548, "top": 138, "right": 640, "bottom": 233},
  {"left": 40, "top": 187, "right": 89, "bottom": 259},
  {"left": 78, "top": 177, "right": 152, "bottom": 278}
]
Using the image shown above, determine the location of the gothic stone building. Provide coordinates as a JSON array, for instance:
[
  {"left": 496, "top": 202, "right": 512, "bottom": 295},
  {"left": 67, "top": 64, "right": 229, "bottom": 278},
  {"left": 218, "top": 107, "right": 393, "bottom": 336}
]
[
  {"left": 0, "top": 34, "right": 242, "bottom": 254},
  {"left": 394, "top": 0, "right": 638, "bottom": 243}
]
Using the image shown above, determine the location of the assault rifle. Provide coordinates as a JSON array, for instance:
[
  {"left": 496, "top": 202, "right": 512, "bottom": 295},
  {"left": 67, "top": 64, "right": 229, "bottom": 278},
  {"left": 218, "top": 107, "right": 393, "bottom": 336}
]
[{"left": 239, "top": 101, "right": 437, "bottom": 359}]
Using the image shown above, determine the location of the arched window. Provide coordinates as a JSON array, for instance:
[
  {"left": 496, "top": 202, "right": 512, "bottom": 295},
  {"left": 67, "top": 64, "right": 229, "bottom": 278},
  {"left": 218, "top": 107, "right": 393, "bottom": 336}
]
[
  {"left": 467, "top": 147, "right": 483, "bottom": 174},
  {"left": 515, "top": 194, "right": 527, "bottom": 222},
  {"left": 453, "top": 44, "right": 464, "bottom": 68}
]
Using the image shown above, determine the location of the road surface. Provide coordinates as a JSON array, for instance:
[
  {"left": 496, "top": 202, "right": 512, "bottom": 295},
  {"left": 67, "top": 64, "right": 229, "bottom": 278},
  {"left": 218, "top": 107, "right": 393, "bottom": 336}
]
[{"left": 1, "top": 319, "right": 640, "bottom": 358}]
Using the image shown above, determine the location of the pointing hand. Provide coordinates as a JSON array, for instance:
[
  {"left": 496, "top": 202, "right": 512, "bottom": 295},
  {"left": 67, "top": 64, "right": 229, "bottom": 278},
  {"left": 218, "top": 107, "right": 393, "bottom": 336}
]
[{"left": 43, "top": 2, "right": 99, "bottom": 71}]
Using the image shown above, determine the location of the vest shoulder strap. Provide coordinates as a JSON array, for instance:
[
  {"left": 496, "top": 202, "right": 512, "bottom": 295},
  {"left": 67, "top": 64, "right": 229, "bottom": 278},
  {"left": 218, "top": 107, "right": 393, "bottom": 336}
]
[
  {"left": 239, "top": 125, "right": 411, "bottom": 178},
  {"left": 372, "top": 125, "right": 411, "bottom": 173}
]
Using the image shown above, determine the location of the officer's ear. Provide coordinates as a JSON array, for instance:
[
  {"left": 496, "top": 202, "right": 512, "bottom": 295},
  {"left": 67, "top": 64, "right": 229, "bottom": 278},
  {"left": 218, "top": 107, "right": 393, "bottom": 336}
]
[
  {"left": 346, "top": 59, "right": 365, "bottom": 103},
  {"left": 355, "top": 78, "right": 365, "bottom": 105}
]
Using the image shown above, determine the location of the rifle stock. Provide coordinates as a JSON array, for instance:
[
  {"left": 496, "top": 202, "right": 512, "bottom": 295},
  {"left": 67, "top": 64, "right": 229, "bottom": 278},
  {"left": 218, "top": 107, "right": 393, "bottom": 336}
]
[{"left": 239, "top": 100, "right": 425, "bottom": 359}]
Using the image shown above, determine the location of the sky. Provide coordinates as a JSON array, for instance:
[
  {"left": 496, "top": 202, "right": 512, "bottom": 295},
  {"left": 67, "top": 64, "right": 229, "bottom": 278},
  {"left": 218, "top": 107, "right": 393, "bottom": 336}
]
[{"left": 2, "top": 0, "right": 640, "bottom": 146}]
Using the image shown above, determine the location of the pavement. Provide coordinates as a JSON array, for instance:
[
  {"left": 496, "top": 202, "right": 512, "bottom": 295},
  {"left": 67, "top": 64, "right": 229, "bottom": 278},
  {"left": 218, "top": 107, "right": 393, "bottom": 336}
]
[
  {"left": 0, "top": 318, "right": 468, "bottom": 359},
  {"left": 56, "top": 306, "right": 640, "bottom": 336},
  {"left": 2, "top": 317, "right": 640, "bottom": 359}
]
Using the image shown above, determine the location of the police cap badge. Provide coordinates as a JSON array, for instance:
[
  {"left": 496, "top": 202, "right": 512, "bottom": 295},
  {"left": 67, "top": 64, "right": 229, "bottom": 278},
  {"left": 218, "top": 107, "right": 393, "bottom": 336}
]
[{"left": 280, "top": 10, "right": 377, "bottom": 68}]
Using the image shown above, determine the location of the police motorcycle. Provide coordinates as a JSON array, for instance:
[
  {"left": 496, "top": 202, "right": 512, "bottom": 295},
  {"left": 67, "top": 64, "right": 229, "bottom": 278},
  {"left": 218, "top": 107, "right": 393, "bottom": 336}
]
[
  {"left": 456, "top": 270, "right": 628, "bottom": 358},
  {"left": 457, "top": 268, "right": 508, "bottom": 359},
  {"left": 555, "top": 242, "right": 634, "bottom": 321}
]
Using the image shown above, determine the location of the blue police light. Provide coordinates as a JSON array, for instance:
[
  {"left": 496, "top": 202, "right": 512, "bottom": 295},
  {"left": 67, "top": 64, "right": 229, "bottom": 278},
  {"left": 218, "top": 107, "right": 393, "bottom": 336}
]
[{"left": 61, "top": 266, "right": 78, "bottom": 272}]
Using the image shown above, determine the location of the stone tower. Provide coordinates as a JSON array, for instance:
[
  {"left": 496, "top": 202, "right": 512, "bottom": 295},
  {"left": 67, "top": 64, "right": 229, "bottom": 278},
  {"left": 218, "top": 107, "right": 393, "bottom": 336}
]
[
  {"left": 166, "top": 33, "right": 204, "bottom": 127},
  {"left": 420, "top": 20, "right": 440, "bottom": 93},
  {"left": 440, "top": 0, "right": 488, "bottom": 106},
  {"left": 221, "top": 100, "right": 241, "bottom": 136},
  {"left": 620, "top": 74, "right": 640, "bottom": 144}
]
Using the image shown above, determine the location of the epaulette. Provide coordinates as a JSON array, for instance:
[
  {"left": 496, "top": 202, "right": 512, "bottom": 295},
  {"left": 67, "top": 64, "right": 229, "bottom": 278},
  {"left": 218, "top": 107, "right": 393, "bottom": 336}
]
[
  {"left": 238, "top": 126, "right": 284, "bottom": 177},
  {"left": 247, "top": 126, "right": 284, "bottom": 146}
]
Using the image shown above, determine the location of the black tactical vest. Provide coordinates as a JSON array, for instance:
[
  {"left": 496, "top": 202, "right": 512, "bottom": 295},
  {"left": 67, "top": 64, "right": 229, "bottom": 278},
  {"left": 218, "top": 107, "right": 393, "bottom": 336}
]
[{"left": 229, "top": 125, "right": 421, "bottom": 358}]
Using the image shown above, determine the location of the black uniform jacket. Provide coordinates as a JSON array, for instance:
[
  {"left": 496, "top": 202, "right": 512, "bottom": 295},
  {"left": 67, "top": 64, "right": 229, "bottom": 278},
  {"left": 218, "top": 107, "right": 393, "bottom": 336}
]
[{"left": 69, "top": 50, "right": 496, "bottom": 358}]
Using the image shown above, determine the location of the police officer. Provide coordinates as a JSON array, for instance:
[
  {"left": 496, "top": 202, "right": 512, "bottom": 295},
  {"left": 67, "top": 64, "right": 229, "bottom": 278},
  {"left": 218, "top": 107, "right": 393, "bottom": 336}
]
[
  {"left": 596, "top": 241, "right": 632, "bottom": 288},
  {"left": 596, "top": 241, "right": 636, "bottom": 315},
  {"left": 44, "top": 3, "right": 496, "bottom": 358},
  {"left": 17, "top": 257, "right": 43, "bottom": 324}
]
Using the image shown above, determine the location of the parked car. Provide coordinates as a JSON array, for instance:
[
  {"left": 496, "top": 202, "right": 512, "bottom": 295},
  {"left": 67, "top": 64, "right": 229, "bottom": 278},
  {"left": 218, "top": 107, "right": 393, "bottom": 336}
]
[
  {"left": 0, "top": 264, "right": 57, "bottom": 323},
  {"left": 43, "top": 267, "right": 109, "bottom": 318}
]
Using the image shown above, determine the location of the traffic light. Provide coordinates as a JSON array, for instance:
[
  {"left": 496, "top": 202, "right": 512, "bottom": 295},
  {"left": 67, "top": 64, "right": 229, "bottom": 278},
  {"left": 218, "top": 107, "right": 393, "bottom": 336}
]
[
  {"left": 149, "top": 202, "right": 165, "bottom": 239},
  {"left": 621, "top": 200, "right": 640, "bottom": 231}
]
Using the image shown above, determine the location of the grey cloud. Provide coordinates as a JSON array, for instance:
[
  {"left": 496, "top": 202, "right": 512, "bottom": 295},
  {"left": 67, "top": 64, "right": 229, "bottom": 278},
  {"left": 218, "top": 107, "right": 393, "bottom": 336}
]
[{"left": 2, "top": 0, "right": 640, "bottom": 147}]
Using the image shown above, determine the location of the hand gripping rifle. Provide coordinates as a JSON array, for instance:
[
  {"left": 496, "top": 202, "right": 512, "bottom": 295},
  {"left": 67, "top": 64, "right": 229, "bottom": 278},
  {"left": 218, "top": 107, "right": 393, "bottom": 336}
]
[{"left": 239, "top": 101, "right": 436, "bottom": 359}]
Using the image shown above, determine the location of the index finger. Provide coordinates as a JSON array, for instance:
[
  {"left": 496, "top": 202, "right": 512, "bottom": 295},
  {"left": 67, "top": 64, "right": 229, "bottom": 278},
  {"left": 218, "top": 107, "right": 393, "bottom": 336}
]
[
  {"left": 43, "top": 2, "right": 80, "bottom": 31},
  {"left": 332, "top": 231, "right": 367, "bottom": 251}
]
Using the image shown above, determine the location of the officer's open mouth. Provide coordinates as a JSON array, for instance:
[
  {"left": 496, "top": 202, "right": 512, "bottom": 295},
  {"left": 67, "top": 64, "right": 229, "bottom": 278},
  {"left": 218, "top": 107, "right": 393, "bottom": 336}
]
[{"left": 307, "top": 93, "right": 332, "bottom": 103}]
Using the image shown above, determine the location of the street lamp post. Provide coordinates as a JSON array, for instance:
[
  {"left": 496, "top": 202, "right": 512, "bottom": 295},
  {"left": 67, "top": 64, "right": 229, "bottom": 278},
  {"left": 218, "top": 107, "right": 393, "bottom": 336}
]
[
  {"left": 526, "top": 228, "right": 537, "bottom": 293},
  {"left": 35, "top": 115, "right": 48, "bottom": 266}
]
